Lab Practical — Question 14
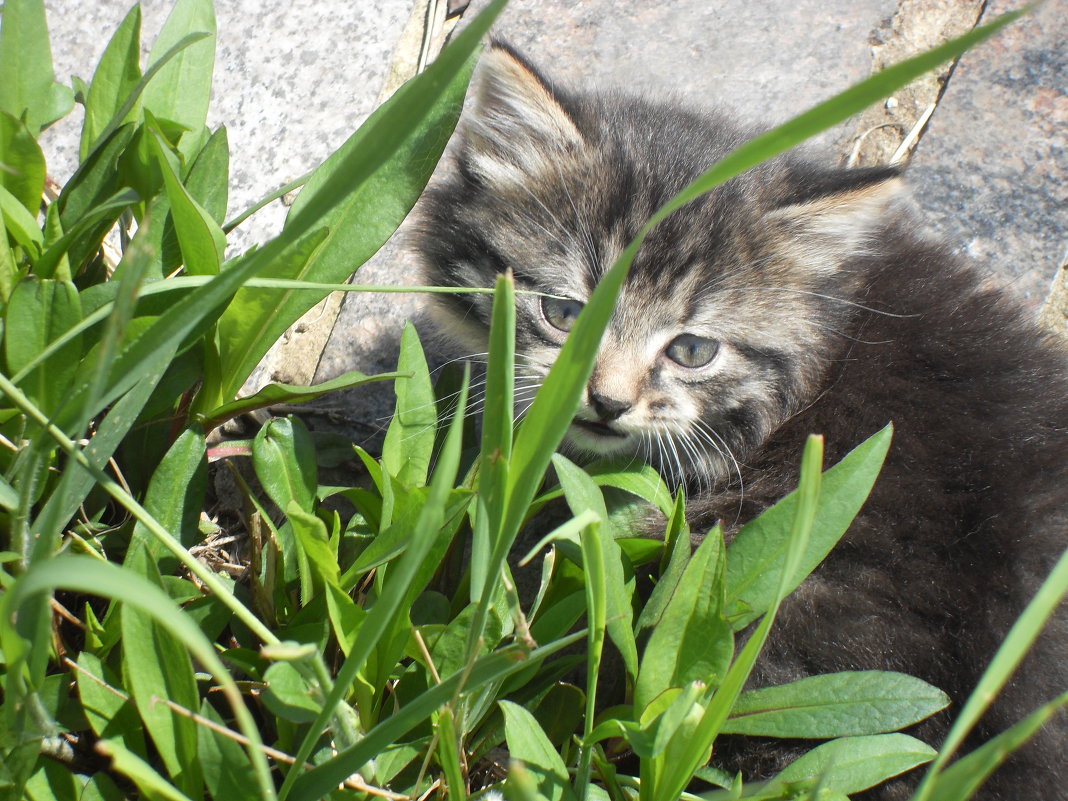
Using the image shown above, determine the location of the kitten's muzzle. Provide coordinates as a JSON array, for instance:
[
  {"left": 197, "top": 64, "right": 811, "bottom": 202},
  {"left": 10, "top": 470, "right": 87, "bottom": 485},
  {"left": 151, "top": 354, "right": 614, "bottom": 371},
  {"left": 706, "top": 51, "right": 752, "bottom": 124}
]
[
  {"left": 572, "top": 418, "right": 627, "bottom": 439},
  {"left": 588, "top": 391, "right": 631, "bottom": 422}
]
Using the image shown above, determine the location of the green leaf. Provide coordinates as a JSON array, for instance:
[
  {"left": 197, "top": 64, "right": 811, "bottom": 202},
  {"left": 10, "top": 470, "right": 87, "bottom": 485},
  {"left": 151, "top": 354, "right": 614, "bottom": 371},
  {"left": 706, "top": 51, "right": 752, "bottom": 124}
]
[
  {"left": 725, "top": 424, "right": 892, "bottom": 627},
  {"left": 95, "top": 739, "right": 195, "bottom": 801},
  {"left": 198, "top": 369, "right": 402, "bottom": 431},
  {"left": 53, "top": 232, "right": 299, "bottom": 434},
  {"left": 0, "top": 181, "right": 42, "bottom": 257},
  {"left": 129, "top": 427, "right": 208, "bottom": 572},
  {"left": 0, "top": 475, "right": 18, "bottom": 510},
  {"left": 3, "top": 277, "right": 81, "bottom": 417},
  {"left": 592, "top": 461, "right": 674, "bottom": 517},
  {"left": 196, "top": 699, "right": 260, "bottom": 801},
  {"left": 501, "top": 700, "right": 577, "bottom": 801},
  {"left": 262, "top": 661, "right": 322, "bottom": 724},
  {"left": 0, "top": 239, "right": 18, "bottom": 301},
  {"left": 80, "top": 4, "right": 143, "bottom": 159},
  {"left": 912, "top": 544, "right": 1068, "bottom": 801},
  {"left": 28, "top": 234, "right": 162, "bottom": 542},
  {"left": 183, "top": 125, "right": 229, "bottom": 224},
  {"left": 141, "top": 0, "right": 216, "bottom": 156},
  {"left": 252, "top": 416, "right": 317, "bottom": 512},
  {"left": 33, "top": 187, "right": 140, "bottom": 279},
  {"left": 85, "top": 32, "right": 211, "bottom": 161},
  {"left": 471, "top": 273, "right": 515, "bottom": 601},
  {"left": 287, "top": 501, "right": 341, "bottom": 595},
  {"left": 75, "top": 651, "right": 147, "bottom": 757},
  {"left": 0, "top": 0, "right": 74, "bottom": 135},
  {"left": 295, "top": 639, "right": 587, "bottom": 800},
  {"left": 722, "top": 671, "right": 949, "bottom": 738},
  {"left": 147, "top": 119, "right": 225, "bottom": 274},
  {"left": 0, "top": 111, "right": 45, "bottom": 212},
  {"left": 647, "top": 437, "right": 826, "bottom": 801},
  {"left": 325, "top": 582, "right": 365, "bottom": 656},
  {"left": 635, "top": 491, "right": 690, "bottom": 635},
  {"left": 280, "top": 367, "right": 472, "bottom": 798},
  {"left": 0, "top": 556, "right": 275, "bottom": 801},
  {"left": 57, "top": 122, "right": 135, "bottom": 221},
  {"left": 553, "top": 453, "right": 638, "bottom": 678},
  {"left": 120, "top": 543, "right": 203, "bottom": 799},
  {"left": 773, "top": 734, "right": 936, "bottom": 795},
  {"left": 923, "top": 690, "right": 1068, "bottom": 801},
  {"left": 24, "top": 760, "right": 87, "bottom": 801},
  {"left": 634, "top": 527, "right": 732, "bottom": 714},
  {"left": 381, "top": 323, "right": 436, "bottom": 487},
  {"left": 30, "top": 366, "right": 168, "bottom": 553}
]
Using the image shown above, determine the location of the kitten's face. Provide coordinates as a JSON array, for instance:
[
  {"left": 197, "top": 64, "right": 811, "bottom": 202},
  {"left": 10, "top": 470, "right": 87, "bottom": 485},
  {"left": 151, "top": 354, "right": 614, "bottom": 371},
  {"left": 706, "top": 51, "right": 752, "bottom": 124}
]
[{"left": 418, "top": 44, "right": 901, "bottom": 490}]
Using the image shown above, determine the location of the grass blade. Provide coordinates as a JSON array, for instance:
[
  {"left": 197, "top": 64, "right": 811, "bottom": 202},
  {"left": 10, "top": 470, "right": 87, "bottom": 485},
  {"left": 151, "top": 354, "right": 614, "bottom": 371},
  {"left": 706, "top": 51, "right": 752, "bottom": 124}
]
[
  {"left": 911, "top": 545, "right": 1068, "bottom": 801},
  {"left": 279, "top": 365, "right": 472, "bottom": 799},
  {"left": 0, "top": 557, "right": 275, "bottom": 801}
]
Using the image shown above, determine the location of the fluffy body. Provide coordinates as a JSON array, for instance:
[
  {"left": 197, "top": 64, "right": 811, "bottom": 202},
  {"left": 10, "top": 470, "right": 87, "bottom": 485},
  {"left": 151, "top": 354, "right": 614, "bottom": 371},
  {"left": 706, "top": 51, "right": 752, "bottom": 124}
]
[{"left": 415, "top": 43, "right": 1068, "bottom": 800}]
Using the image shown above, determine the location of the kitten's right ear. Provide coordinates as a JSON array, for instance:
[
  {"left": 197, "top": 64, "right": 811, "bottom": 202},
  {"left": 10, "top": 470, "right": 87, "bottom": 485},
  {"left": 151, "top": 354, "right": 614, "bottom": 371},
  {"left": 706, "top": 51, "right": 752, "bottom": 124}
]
[{"left": 460, "top": 41, "right": 584, "bottom": 184}]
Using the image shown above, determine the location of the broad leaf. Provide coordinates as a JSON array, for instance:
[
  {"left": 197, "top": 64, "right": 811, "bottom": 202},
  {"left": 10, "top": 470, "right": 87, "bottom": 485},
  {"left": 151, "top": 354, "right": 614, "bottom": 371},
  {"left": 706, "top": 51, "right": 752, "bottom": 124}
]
[
  {"left": 725, "top": 424, "right": 892, "bottom": 627},
  {"left": 252, "top": 416, "right": 317, "bottom": 512},
  {"left": 197, "top": 369, "right": 401, "bottom": 431},
  {"left": 554, "top": 453, "right": 639, "bottom": 678},
  {"left": 0, "top": 111, "right": 45, "bottom": 212},
  {"left": 722, "top": 671, "right": 949, "bottom": 738},
  {"left": 141, "top": 0, "right": 216, "bottom": 159},
  {"left": 80, "top": 4, "right": 143, "bottom": 159},
  {"left": 501, "top": 700, "right": 577, "bottom": 801},
  {"left": 381, "top": 323, "right": 435, "bottom": 487},
  {"left": 0, "top": 0, "right": 74, "bottom": 134},
  {"left": 120, "top": 543, "right": 203, "bottom": 799},
  {"left": 3, "top": 277, "right": 81, "bottom": 417},
  {"left": 773, "top": 734, "right": 935, "bottom": 795},
  {"left": 129, "top": 427, "right": 208, "bottom": 572},
  {"left": 635, "top": 527, "right": 732, "bottom": 714}
]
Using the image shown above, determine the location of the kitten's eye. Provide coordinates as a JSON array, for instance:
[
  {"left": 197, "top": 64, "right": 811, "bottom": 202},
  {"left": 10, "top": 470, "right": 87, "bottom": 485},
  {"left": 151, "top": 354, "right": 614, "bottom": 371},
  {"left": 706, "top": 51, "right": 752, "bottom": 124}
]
[
  {"left": 540, "top": 295, "right": 584, "bottom": 332},
  {"left": 666, "top": 334, "right": 720, "bottom": 368}
]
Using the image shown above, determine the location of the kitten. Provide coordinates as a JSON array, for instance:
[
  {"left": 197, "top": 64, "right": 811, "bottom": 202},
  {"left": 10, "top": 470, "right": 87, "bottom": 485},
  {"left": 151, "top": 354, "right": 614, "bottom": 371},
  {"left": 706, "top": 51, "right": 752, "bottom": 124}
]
[{"left": 415, "top": 42, "right": 1068, "bottom": 800}]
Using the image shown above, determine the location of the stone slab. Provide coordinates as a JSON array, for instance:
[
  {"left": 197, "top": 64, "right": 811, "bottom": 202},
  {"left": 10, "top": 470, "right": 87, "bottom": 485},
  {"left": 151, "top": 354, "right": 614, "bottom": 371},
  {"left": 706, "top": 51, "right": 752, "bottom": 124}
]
[
  {"left": 909, "top": 0, "right": 1067, "bottom": 305},
  {"left": 41, "top": 0, "right": 413, "bottom": 255}
]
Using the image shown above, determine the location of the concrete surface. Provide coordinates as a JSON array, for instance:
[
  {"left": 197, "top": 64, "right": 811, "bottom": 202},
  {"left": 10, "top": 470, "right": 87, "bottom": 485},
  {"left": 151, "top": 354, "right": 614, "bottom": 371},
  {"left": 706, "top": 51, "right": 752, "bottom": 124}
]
[
  {"left": 31, "top": 0, "right": 1068, "bottom": 447},
  {"left": 42, "top": 0, "right": 412, "bottom": 255},
  {"left": 909, "top": 0, "right": 1067, "bottom": 304}
]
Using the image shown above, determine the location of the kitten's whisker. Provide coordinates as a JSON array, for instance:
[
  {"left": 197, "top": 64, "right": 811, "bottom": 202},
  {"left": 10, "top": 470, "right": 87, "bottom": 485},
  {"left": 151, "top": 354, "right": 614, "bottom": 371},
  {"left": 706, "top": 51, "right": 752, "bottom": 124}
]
[
  {"left": 655, "top": 424, "right": 686, "bottom": 492},
  {"left": 429, "top": 352, "right": 492, "bottom": 379},
  {"left": 811, "top": 322, "right": 893, "bottom": 345},
  {"left": 692, "top": 420, "right": 745, "bottom": 525},
  {"left": 703, "top": 285, "right": 917, "bottom": 318}
]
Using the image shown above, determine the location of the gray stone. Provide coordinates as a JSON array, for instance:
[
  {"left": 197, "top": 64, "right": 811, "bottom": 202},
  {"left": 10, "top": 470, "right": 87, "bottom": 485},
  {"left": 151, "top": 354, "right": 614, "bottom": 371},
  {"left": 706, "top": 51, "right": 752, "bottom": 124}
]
[
  {"left": 909, "top": 0, "right": 1067, "bottom": 305},
  {"left": 41, "top": 0, "right": 412, "bottom": 255}
]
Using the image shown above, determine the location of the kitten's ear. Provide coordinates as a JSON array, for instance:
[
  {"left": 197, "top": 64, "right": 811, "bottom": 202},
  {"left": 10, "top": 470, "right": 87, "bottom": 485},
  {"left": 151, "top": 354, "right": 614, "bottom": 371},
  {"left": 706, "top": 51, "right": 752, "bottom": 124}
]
[
  {"left": 460, "top": 41, "right": 584, "bottom": 183},
  {"left": 766, "top": 168, "right": 906, "bottom": 269}
]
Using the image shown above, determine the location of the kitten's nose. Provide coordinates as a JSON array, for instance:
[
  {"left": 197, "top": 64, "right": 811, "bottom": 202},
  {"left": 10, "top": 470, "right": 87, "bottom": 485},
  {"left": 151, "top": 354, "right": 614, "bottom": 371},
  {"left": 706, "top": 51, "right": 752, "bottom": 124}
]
[{"left": 588, "top": 390, "right": 631, "bottom": 422}]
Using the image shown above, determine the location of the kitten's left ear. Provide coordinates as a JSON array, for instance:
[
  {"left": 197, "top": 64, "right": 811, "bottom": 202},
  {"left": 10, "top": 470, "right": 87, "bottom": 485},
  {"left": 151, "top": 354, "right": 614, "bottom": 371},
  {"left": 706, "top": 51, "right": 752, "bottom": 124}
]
[
  {"left": 460, "top": 41, "right": 584, "bottom": 184},
  {"left": 766, "top": 167, "right": 907, "bottom": 269}
]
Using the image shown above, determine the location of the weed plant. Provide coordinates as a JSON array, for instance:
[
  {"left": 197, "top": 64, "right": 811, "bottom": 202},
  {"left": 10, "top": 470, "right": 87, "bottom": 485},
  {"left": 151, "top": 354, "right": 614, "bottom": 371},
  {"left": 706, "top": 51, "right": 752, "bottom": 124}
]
[{"left": 0, "top": 1, "right": 1064, "bottom": 800}]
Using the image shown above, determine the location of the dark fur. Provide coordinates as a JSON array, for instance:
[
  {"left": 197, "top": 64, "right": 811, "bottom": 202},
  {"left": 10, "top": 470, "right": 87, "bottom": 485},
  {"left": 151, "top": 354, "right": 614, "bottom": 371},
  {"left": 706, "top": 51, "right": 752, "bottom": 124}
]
[{"left": 415, "top": 42, "right": 1068, "bottom": 800}]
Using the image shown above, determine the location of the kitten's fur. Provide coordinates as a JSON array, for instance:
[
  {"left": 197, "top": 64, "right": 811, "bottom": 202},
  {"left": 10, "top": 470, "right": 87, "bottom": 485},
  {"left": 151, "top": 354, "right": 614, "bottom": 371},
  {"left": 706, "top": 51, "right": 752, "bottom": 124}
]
[{"left": 415, "top": 43, "right": 1068, "bottom": 800}]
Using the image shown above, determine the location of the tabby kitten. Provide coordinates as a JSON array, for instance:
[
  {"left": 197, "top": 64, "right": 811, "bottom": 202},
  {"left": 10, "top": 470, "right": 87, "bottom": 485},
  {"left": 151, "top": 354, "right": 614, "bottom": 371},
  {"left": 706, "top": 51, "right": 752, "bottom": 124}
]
[{"left": 415, "top": 42, "right": 1068, "bottom": 800}]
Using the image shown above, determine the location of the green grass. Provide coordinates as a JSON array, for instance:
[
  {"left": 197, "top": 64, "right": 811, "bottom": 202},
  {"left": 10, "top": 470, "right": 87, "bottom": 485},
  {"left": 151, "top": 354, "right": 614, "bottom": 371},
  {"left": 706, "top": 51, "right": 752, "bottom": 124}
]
[{"left": 0, "top": 1, "right": 1063, "bottom": 800}]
